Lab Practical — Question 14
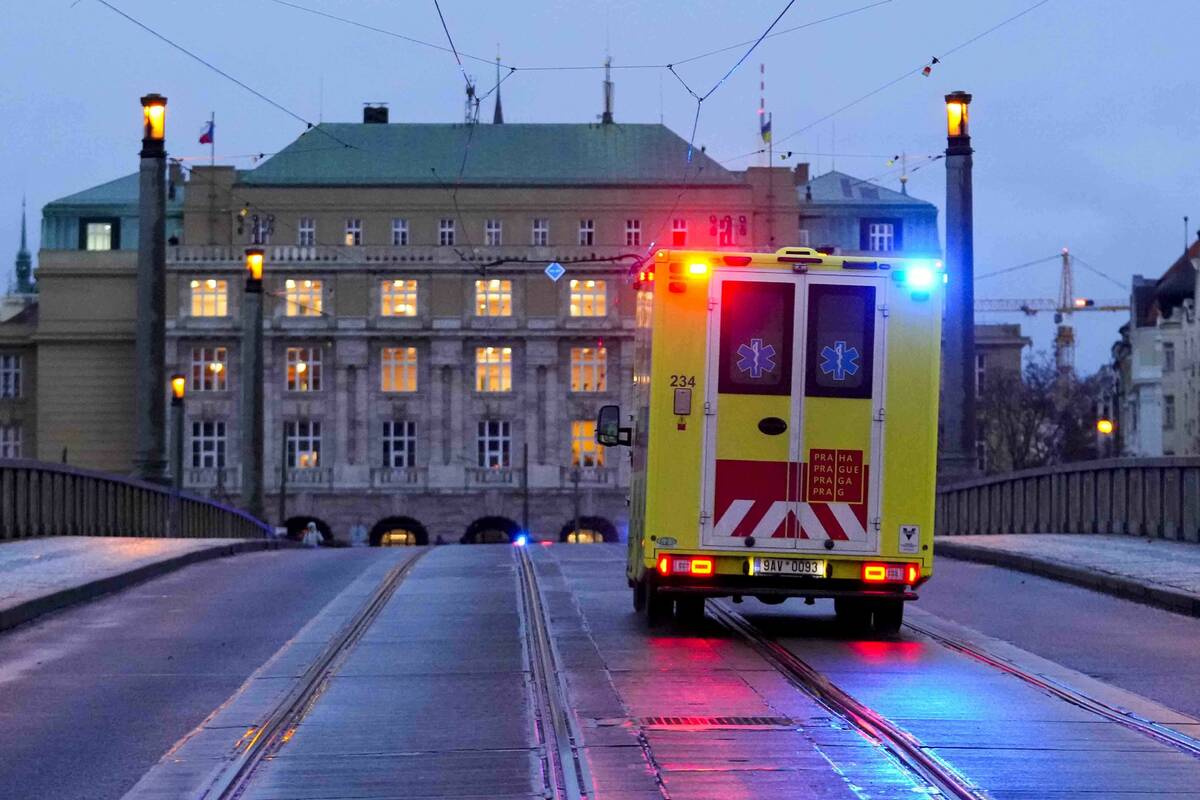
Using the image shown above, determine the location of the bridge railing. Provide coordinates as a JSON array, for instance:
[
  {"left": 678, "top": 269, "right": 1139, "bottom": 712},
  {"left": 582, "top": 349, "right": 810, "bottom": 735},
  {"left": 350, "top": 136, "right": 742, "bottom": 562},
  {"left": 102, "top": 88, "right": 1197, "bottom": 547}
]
[
  {"left": 936, "top": 457, "right": 1200, "bottom": 542},
  {"left": 0, "top": 459, "right": 270, "bottom": 540}
]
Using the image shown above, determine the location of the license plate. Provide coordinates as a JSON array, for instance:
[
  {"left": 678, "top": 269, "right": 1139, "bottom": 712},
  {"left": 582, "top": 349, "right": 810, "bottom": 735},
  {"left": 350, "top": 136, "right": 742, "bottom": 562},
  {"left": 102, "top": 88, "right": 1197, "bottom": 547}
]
[{"left": 754, "top": 558, "right": 826, "bottom": 577}]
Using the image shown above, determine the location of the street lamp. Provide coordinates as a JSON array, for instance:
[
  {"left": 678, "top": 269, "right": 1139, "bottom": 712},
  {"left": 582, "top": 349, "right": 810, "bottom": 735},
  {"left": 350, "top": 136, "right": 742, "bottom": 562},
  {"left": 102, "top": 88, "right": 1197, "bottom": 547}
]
[
  {"left": 170, "top": 373, "right": 186, "bottom": 496},
  {"left": 241, "top": 248, "right": 266, "bottom": 521},
  {"left": 134, "top": 93, "right": 169, "bottom": 483},
  {"left": 1096, "top": 419, "right": 1115, "bottom": 436},
  {"left": 939, "top": 90, "right": 977, "bottom": 482}
]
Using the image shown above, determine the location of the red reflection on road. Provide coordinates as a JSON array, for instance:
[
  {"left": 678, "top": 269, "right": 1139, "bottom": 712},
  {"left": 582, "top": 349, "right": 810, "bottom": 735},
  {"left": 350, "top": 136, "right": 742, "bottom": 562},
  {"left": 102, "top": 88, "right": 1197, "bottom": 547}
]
[{"left": 846, "top": 639, "right": 925, "bottom": 662}]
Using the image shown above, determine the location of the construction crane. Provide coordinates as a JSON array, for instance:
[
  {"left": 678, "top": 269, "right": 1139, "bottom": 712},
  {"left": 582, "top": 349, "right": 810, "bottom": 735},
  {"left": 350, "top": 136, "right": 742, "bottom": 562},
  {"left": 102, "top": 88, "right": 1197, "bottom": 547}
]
[{"left": 975, "top": 248, "right": 1128, "bottom": 372}]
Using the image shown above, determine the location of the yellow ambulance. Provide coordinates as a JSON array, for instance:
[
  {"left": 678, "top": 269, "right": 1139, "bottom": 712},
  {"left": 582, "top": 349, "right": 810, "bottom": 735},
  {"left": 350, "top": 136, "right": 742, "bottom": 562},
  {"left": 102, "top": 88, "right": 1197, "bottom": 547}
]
[{"left": 597, "top": 247, "right": 943, "bottom": 633}]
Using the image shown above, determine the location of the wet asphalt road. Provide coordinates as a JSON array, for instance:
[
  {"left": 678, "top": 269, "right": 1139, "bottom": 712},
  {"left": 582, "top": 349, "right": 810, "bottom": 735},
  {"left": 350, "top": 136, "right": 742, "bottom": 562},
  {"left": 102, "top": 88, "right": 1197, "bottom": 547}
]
[
  {"left": 919, "top": 557, "right": 1200, "bottom": 719},
  {"left": 0, "top": 548, "right": 383, "bottom": 800},
  {"left": 4, "top": 545, "right": 1200, "bottom": 799}
]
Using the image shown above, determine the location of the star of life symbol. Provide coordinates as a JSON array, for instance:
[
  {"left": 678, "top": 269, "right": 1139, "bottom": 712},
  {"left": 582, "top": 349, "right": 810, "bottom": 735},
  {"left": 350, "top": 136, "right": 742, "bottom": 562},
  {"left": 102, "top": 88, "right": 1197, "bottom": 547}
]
[
  {"left": 820, "top": 340, "right": 860, "bottom": 381},
  {"left": 736, "top": 338, "right": 777, "bottom": 379}
]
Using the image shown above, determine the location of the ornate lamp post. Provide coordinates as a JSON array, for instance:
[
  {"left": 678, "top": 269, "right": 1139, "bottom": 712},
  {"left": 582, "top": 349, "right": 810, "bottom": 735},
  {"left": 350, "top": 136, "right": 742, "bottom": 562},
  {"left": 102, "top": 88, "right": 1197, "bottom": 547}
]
[
  {"left": 169, "top": 373, "right": 186, "bottom": 495},
  {"left": 241, "top": 248, "right": 265, "bottom": 520},
  {"left": 134, "top": 94, "right": 169, "bottom": 482},
  {"left": 940, "top": 91, "right": 978, "bottom": 480}
]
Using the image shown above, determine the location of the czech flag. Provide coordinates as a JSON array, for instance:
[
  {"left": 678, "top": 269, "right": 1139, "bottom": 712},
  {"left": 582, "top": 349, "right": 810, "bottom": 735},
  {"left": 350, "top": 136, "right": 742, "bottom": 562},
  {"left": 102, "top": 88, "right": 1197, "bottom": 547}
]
[{"left": 199, "top": 120, "right": 214, "bottom": 145}]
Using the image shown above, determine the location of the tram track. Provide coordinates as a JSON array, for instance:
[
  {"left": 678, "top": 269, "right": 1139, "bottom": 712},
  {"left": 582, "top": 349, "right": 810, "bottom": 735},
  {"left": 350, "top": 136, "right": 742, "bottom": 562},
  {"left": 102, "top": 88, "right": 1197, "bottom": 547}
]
[
  {"left": 515, "top": 546, "right": 596, "bottom": 800},
  {"left": 708, "top": 601, "right": 988, "bottom": 800},
  {"left": 904, "top": 618, "right": 1200, "bottom": 760},
  {"left": 205, "top": 549, "right": 427, "bottom": 800}
]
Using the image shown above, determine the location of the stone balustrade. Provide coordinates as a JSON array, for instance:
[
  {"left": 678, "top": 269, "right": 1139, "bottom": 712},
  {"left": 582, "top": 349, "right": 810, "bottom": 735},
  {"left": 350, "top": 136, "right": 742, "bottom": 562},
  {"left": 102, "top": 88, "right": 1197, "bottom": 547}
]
[
  {"left": 937, "top": 457, "right": 1200, "bottom": 541},
  {"left": 0, "top": 459, "right": 270, "bottom": 540}
]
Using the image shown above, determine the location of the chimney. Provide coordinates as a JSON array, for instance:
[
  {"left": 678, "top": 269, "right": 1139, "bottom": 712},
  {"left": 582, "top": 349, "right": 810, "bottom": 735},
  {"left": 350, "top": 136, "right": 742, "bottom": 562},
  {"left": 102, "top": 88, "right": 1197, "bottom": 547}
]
[
  {"left": 363, "top": 103, "right": 389, "bottom": 124},
  {"left": 792, "top": 162, "right": 810, "bottom": 186}
]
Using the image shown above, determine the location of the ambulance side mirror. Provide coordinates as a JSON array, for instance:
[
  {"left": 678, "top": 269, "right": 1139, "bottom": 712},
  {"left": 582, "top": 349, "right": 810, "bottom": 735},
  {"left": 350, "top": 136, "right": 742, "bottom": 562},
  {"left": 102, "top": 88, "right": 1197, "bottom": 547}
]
[{"left": 596, "top": 405, "right": 631, "bottom": 447}]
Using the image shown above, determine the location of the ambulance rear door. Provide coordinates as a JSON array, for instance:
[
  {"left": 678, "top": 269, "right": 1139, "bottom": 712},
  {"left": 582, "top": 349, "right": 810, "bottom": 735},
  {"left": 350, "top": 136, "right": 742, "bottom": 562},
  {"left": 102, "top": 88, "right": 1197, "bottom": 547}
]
[{"left": 700, "top": 268, "right": 886, "bottom": 554}]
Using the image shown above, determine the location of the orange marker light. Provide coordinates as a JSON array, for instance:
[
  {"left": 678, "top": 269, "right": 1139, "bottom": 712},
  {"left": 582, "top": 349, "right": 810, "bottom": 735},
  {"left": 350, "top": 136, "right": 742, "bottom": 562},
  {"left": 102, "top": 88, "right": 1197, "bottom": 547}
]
[
  {"left": 862, "top": 564, "right": 888, "bottom": 583},
  {"left": 906, "top": 564, "right": 919, "bottom": 584},
  {"left": 690, "top": 558, "right": 713, "bottom": 575},
  {"left": 687, "top": 262, "right": 709, "bottom": 276},
  {"left": 657, "top": 555, "right": 671, "bottom": 576}
]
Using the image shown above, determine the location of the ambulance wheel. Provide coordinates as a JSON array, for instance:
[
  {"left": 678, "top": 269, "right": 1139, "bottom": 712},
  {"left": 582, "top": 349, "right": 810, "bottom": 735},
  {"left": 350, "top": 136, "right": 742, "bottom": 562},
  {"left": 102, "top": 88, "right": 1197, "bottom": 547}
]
[
  {"left": 632, "top": 577, "right": 647, "bottom": 612},
  {"left": 644, "top": 578, "right": 673, "bottom": 627},
  {"left": 834, "top": 598, "right": 871, "bottom": 632},
  {"left": 871, "top": 600, "right": 904, "bottom": 635},
  {"left": 674, "top": 596, "right": 706, "bottom": 625}
]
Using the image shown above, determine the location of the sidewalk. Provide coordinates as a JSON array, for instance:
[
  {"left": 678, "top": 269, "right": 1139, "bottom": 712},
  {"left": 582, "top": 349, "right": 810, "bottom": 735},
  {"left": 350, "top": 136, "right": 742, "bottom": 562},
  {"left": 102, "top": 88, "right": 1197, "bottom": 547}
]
[
  {"left": 935, "top": 533, "right": 1200, "bottom": 617},
  {"left": 0, "top": 536, "right": 283, "bottom": 632}
]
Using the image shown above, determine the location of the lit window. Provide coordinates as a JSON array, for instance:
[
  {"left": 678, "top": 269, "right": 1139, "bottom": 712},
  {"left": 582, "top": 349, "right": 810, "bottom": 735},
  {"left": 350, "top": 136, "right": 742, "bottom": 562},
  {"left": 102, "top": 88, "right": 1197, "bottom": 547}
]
[
  {"left": 671, "top": 218, "right": 687, "bottom": 246},
  {"left": 190, "top": 420, "right": 226, "bottom": 468},
  {"left": 190, "top": 347, "right": 228, "bottom": 392},
  {"left": 865, "top": 220, "right": 897, "bottom": 252},
  {"left": 286, "top": 346, "right": 322, "bottom": 392},
  {"left": 485, "top": 219, "right": 503, "bottom": 246},
  {"left": 625, "top": 218, "right": 641, "bottom": 247},
  {"left": 381, "top": 279, "right": 418, "bottom": 317},
  {"left": 391, "top": 218, "right": 409, "bottom": 246},
  {"left": 381, "top": 346, "right": 418, "bottom": 392},
  {"left": 439, "top": 218, "right": 456, "bottom": 246},
  {"left": 383, "top": 420, "right": 416, "bottom": 468},
  {"left": 477, "top": 419, "right": 511, "bottom": 468},
  {"left": 475, "top": 346, "right": 512, "bottom": 392},
  {"left": 190, "top": 279, "right": 228, "bottom": 317},
  {"left": 569, "top": 279, "right": 606, "bottom": 317},
  {"left": 532, "top": 218, "right": 549, "bottom": 246},
  {"left": 571, "top": 420, "right": 604, "bottom": 468},
  {"left": 578, "top": 219, "right": 595, "bottom": 246},
  {"left": 298, "top": 217, "right": 316, "bottom": 246},
  {"left": 284, "top": 278, "right": 323, "bottom": 317},
  {"left": 0, "top": 355, "right": 21, "bottom": 399},
  {"left": 570, "top": 347, "right": 607, "bottom": 392},
  {"left": 285, "top": 420, "right": 321, "bottom": 468},
  {"left": 636, "top": 289, "right": 653, "bottom": 329},
  {"left": 0, "top": 424, "right": 22, "bottom": 458},
  {"left": 475, "top": 279, "right": 512, "bottom": 317},
  {"left": 84, "top": 221, "right": 115, "bottom": 251},
  {"left": 345, "top": 218, "right": 363, "bottom": 246}
]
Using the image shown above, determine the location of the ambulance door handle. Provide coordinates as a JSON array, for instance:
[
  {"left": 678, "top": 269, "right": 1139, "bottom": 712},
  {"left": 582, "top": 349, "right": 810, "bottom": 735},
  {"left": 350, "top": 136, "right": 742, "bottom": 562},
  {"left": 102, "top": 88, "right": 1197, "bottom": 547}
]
[{"left": 757, "top": 417, "right": 788, "bottom": 436}]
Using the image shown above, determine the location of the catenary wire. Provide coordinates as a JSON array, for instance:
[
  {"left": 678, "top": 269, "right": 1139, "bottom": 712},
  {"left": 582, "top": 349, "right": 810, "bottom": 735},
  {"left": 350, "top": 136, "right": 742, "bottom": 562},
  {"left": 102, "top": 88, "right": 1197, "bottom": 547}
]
[
  {"left": 974, "top": 254, "right": 1062, "bottom": 280},
  {"left": 721, "top": 0, "right": 1057, "bottom": 164},
  {"left": 89, "top": 0, "right": 357, "bottom": 151}
]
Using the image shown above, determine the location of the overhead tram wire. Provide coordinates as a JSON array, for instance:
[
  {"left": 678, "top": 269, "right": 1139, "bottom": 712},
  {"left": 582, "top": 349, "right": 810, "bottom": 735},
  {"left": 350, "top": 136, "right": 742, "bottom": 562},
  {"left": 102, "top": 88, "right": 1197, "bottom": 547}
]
[
  {"left": 721, "top": 0, "right": 1057, "bottom": 165},
  {"left": 90, "top": 0, "right": 357, "bottom": 152},
  {"left": 974, "top": 253, "right": 1063, "bottom": 281}
]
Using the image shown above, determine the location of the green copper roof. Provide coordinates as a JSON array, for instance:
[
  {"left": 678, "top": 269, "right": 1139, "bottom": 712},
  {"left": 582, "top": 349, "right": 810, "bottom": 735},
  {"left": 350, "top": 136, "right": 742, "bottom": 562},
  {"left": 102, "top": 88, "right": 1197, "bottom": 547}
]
[
  {"left": 241, "top": 123, "right": 741, "bottom": 187},
  {"left": 802, "top": 170, "right": 935, "bottom": 207},
  {"left": 48, "top": 173, "right": 141, "bottom": 206}
]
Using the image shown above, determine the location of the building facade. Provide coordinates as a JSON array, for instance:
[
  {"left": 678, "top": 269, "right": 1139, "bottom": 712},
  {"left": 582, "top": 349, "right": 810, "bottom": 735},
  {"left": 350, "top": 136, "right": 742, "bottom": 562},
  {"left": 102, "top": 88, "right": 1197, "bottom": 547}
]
[
  {"left": 1110, "top": 237, "right": 1200, "bottom": 456},
  {"left": 15, "top": 109, "right": 949, "bottom": 543}
]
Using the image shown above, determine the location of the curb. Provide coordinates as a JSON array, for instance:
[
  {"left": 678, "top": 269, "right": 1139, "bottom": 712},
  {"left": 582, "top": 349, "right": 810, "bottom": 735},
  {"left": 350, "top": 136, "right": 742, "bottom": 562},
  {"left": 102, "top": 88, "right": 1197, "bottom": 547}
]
[
  {"left": 0, "top": 539, "right": 294, "bottom": 634},
  {"left": 935, "top": 539, "right": 1200, "bottom": 618}
]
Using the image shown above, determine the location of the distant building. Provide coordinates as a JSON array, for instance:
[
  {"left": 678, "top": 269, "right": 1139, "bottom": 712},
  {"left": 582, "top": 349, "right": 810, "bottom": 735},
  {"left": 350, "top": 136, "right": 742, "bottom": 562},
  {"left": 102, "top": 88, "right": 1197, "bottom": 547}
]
[
  {"left": 0, "top": 202, "right": 37, "bottom": 458},
  {"left": 796, "top": 169, "right": 940, "bottom": 257},
  {"left": 1110, "top": 237, "right": 1200, "bottom": 456},
  {"left": 973, "top": 323, "right": 1032, "bottom": 471},
  {"left": 9, "top": 107, "right": 947, "bottom": 541}
]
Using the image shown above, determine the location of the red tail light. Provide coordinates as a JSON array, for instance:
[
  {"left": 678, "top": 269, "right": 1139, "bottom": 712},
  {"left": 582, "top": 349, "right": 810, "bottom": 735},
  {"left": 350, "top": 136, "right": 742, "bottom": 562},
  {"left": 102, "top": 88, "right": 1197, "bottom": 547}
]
[
  {"left": 657, "top": 555, "right": 715, "bottom": 577},
  {"left": 862, "top": 562, "right": 920, "bottom": 584}
]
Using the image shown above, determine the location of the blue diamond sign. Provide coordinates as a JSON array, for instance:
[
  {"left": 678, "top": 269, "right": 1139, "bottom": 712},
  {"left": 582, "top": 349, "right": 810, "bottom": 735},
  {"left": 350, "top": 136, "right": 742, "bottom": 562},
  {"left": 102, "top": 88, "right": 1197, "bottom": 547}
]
[{"left": 544, "top": 261, "right": 565, "bottom": 282}]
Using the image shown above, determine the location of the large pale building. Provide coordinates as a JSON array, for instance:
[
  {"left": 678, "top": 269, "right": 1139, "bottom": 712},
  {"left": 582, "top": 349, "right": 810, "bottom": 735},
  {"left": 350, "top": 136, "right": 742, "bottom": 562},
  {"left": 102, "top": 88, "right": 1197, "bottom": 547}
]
[{"left": 8, "top": 105, "right": 950, "bottom": 542}]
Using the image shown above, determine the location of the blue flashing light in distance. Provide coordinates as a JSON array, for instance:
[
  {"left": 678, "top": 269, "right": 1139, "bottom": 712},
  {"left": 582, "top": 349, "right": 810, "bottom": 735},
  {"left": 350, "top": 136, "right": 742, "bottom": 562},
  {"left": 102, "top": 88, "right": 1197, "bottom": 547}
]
[{"left": 513, "top": 534, "right": 528, "bottom": 547}]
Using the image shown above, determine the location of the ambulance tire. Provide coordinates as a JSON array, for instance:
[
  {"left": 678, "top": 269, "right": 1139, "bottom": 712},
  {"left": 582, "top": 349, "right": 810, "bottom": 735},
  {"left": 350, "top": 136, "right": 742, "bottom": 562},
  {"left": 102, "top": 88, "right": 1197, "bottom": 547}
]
[
  {"left": 674, "top": 596, "right": 706, "bottom": 626},
  {"left": 644, "top": 578, "right": 673, "bottom": 627},
  {"left": 834, "top": 598, "right": 872, "bottom": 633},
  {"left": 632, "top": 577, "right": 647, "bottom": 612},
  {"left": 870, "top": 600, "right": 904, "bottom": 635}
]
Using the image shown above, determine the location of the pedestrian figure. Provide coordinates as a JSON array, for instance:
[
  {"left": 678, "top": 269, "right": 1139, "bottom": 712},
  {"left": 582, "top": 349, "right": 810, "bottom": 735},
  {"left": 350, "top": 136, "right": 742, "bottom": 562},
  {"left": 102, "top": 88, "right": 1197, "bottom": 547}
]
[{"left": 302, "top": 521, "right": 321, "bottom": 548}]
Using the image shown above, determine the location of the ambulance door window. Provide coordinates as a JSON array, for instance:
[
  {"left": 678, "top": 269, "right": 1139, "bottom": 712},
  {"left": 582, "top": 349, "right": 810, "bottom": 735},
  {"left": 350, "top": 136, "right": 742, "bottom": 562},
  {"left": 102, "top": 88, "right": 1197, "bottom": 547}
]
[
  {"left": 803, "top": 284, "right": 875, "bottom": 399},
  {"left": 717, "top": 281, "right": 794, "bottom": 396}
]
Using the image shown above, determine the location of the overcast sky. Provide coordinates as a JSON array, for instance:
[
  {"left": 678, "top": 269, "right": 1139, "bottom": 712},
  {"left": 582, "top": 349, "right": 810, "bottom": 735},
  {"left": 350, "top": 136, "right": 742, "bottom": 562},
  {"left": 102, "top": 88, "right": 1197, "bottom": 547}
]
[{"left": 2, "top": 0, "right": 1198, "bottom": 371}]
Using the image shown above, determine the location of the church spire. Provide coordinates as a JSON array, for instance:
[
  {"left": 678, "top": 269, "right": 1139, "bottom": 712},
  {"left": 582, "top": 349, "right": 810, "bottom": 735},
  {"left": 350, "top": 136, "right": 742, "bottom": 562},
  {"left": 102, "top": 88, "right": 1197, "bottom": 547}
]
[
  {"left": 492, "top": 51, "right": 504, "bottom": 124},
  {"left": 12, "top": 197, "right": 34, "bottom": 294}
]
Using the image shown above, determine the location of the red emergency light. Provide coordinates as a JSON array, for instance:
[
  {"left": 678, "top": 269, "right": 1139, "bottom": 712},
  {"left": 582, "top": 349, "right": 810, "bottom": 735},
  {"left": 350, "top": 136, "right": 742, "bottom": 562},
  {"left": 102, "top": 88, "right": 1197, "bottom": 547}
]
[
  {"left": 657, "top": 555, "right": 714, "bottom": 577},
  {"left": 862, "top": 562, "right": 919, "bottom": 584}
]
